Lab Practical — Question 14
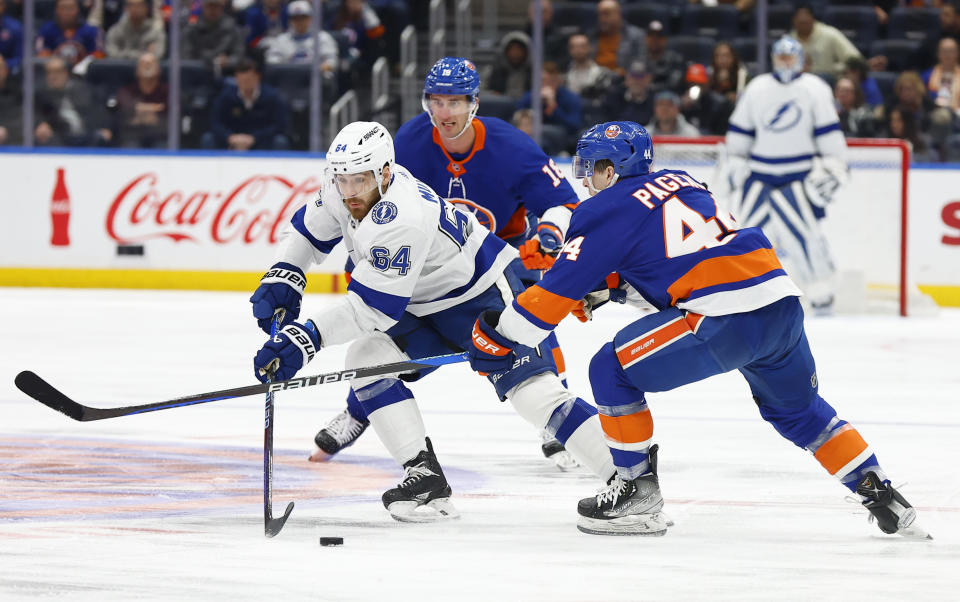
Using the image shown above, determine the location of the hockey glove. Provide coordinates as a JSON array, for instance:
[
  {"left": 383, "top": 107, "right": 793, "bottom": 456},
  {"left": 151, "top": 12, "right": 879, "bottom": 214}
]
[
  {"left": 803, "top": 156, "right": 849, "bottom": 208},
  {"left": 571, "top": 274, "right": 628, "bottom": 322},
  {"left": 254, "top": 320, "right": 321, "bottom": 383},
  {"left": 250, "top": 262, "right": 307, "bottom": 334},
  {"left": 519, "top": 224, "right": 562, "bottom": 271},
  {"left": 468, "top": 311, "right": 518, "bottom": 375}
]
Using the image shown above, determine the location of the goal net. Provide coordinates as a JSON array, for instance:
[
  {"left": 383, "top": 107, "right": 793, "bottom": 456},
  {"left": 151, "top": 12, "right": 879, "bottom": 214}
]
[{"left": 651, "top": 136, "right": 936, "bottom": 317}]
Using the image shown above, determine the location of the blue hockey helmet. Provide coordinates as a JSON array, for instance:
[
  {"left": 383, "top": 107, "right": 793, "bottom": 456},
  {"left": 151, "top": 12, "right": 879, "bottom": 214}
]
[
  {"left": 423, "top": 57, "right": 481, "bottom": 139},
  {"left": 771, "top": 35, "right": 804, "bottom": 82},
  {"left": 573, "top": 121, "right": 654, "bottom": 182},
  {"left": 423, "top": 57, "right": 481, "bottom": 98}
]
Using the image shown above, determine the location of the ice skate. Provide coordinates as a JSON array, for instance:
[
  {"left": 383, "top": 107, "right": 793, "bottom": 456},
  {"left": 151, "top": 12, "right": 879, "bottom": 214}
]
[
  {"left": 308, "top": 408, "right": 369, "bottom": 462},
  {"left": 540, "top": 430, "right": 579, "bottom": 471},
  {"left": 856, "top": 472, "right": 932, "bottom": 539},
  {"left": 382, "top": 438, "right": 460, "bottom": 523},
  {"left": 576, "top": 444, "right": 668, "bottom": 536}
]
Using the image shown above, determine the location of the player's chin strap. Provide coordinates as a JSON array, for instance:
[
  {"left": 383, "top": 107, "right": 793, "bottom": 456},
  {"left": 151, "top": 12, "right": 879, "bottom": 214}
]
[{"left": 587, "top": 173, "right": 619, "bottom": 197}]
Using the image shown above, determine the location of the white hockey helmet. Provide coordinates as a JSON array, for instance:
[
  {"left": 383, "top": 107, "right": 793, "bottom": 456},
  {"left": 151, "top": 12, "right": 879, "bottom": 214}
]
[{"left": 326, "top": 121, "right": 395, "bottom": 196}]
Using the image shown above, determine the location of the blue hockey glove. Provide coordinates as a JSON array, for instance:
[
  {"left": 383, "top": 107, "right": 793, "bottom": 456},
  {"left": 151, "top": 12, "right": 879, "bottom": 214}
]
[
  {"left": 469, "top": 311, "right": 518, "bottom": 375},
  {"left": 254, "top": 320, "right": 321, "bottom": 383},
  {"left": 519, "top": 223, "right": 563, "bottom": 271},
  {"left": 537, "top": 224, "right": 562, "bottom": 254},
  {"left": 250, "top": 262, "right": 306, "bottom": 333}
]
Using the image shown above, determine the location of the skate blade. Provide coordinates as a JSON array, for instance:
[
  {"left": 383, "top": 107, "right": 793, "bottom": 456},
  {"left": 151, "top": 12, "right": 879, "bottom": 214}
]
[
  {"left": 387, "top": 499, "right": 460, "bottom": 523},
  {"left": 576, "top": 513, "right": 668, "bottom": 536},
  {"left": 654, "top": 511, "right": 675, "bottom": 528},
  {"left": 550, "top": 450, "right": 580, "bottom": 472},
  {"left": 898, "top": 523, "right": 933, "bottom": 540},
  {"left": 308, "top": 448, "right": 335, "bottom": 463}
]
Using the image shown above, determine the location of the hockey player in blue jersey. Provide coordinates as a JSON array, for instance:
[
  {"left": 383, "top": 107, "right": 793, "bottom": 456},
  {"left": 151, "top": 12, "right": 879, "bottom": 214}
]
[
  {"left": 467, "top": 121, "right": 928, "bottom": 538},
  {"left": 723, "top": 36, "right": 849, "bottom": 313},
  {"left": 251, "top": 121, "right": 616, "bottom": 522},
  {"left": 307, "top": 56, "right": 583, "bottom": 468}
]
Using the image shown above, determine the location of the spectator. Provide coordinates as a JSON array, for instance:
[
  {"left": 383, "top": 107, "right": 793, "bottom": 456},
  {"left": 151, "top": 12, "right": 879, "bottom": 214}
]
[
  {"left": 264, "top": 0, "right": 337, "bottom": 75},
  {"left": 88, "top": 0, "right": 129, "bottom": 34},
  {"left": 329, "top": 0, "right": 385, "bottom": 69},
  {"left": 0, "top": 55, "right": 21, "bottom": 144},
  {"left": 517, "top": 61, "right": 583, "bottom": 138},
  {"left": 885, "top": 106, "right": 937, "bottom": 161},
  {"left": 644, "top": 20, "right": 685, "bottom": 94},
  {"left": 512, "top": 107, "right": 533, "bottom": 138},
  {"left": 882, "top": 71, "right": 936, "bottom": 137},
  {"left": 645, "top": 90, "right": 701, "bottom": 137},
  {"left": 600, "top": 60, "right": 654, "bottom": 127},
  {"left": 487, "top": 31, "right": 531, "bottom": 99},
  {"left": 36, "top": 0, "right": 105, "bottom": 69},
  {"left": 34, "top": 56, "right": 111, "bottom": 146},
  {"left": 0, "top": 0, "right": 23, "bottom": 75},
  {"left": 835, "top": 77, "right": 875, "bottom": 137},
  {"left": 681, "top": 63, "right": 734, "bottom": 136},
  {"left": 789, "top": 4, "right": 862, "bottom": 78},
  {"left": 524, "top": 0, "right": 570, "bottom": 65},
  {"left": 843, "top": 56, "right": 882, "bottom": 108},
  {"left": 589, "top": 0, "right": 645, "bottom": 75},
  {"left": 709, "top": 41, "right": 747, "bottom": 104},
  {"left": 113, "top": 51, "right": 168, "bottom": 147},
  {"left": 564, "top": 32, "right": 613, "bottom": 102},
  {"left": 245, "top": 0, "right": 288, "bottom": 49},
  {"left": 203, "top": 57, "right": 290, "bottom": 151},
  {"left": 924, "top": 37, "right": 960, "bottom": 118},
  {"left": 181, "top": 0, "right": 245, "bottom": 76},
  {"left": 920, "top": 3, "right": 960, "bottom": 70},
  {"left": 105, "top": 0, "right": 166, "bottom": 59}
]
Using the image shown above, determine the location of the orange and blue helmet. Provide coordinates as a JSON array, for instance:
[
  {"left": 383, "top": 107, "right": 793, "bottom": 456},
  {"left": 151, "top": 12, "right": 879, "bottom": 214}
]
[{"left": 573, "top": 121, "right": 654, "bottom": 180}]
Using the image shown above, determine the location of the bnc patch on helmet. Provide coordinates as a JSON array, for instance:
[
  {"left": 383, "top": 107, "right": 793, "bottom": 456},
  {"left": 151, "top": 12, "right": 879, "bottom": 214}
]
[
  {"left": 371, "top": 201, "right": 399, "bottom": 224},
  {"left": 363, "top": 126, "right": 381, "bottom": 141}
]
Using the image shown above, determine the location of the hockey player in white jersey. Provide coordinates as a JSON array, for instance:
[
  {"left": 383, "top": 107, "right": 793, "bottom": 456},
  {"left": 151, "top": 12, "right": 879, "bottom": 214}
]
[
  {"left": 250, "top": 121, "right": 615, "bottom": 522},
  {"left": 724, "top": 36, "right": 849, "bottom": 312}
]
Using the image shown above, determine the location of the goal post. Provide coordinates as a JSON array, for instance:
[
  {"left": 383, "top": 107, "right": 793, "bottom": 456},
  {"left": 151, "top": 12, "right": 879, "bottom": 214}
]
[{"left": 650, "top": 135, "right": 932, "bottom": 317}]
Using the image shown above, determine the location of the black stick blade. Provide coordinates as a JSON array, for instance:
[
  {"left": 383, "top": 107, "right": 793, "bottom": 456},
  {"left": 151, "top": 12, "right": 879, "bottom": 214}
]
[
  {"left": 265, "top": 501, "right": 295, "bottom": 538},
  {"left": 15, "top": 371, "right": 88, "bottom": 421}
]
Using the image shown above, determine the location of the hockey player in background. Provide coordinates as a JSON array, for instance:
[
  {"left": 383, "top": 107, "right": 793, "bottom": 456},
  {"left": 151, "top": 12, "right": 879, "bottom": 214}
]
[
  {"left": 467, "top": 121, "right": 928, "bottom": 538},
  {"left": 251, "top": 121, "right": 615, "bottom": 522},
  {"left": 723, "top": 36, "right": 848, "bottom": 313},
  {"left": 302, "top": 57, "right": 582, "bottom": 469}
]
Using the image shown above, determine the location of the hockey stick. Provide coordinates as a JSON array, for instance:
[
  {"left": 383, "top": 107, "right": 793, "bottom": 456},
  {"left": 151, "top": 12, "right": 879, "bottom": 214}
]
[
  {"left": 264, "top": 313, "right": 293, "bottom": 537},
  {"left": 15, "top": 352, "right": 469, "bottom": 422}
]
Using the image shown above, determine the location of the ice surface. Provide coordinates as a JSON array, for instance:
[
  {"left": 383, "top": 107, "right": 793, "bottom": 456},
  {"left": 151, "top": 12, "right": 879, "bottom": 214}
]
[{"left": 1, "top": 288, "right": 958, "bottom": 601}]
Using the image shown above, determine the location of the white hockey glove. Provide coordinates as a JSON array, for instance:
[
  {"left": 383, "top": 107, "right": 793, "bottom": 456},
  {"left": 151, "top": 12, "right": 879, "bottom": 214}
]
[
  {"left": 572, "top": 275, "right": 628, "bottom": 322},
  {"left": 803, "top": 156, "right": 849, "bottom": 208}
]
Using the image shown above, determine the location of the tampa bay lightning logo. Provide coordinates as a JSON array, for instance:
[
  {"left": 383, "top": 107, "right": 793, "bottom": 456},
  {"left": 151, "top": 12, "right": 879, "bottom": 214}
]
[
  {"left": 762, "top": 100, "right": 802, "bottom": 132},
  {"left": 371, "top": 201, "right": 398, "bottom": 224}
]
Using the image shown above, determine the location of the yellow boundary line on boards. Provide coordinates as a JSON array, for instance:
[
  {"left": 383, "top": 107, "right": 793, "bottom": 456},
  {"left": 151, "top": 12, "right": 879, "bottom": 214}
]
[
  {"left": 0, "top": 268, "right": 349, "bottom": 293},
  {"left": 0, "top": 268, "right": 957, "bottom": 307}
]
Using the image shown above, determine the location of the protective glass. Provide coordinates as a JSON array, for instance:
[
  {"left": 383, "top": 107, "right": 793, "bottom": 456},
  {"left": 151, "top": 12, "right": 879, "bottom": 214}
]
[
  {"left": 572, "top": 155, "right": 595, "bottom": 179},
  {"left": 332, "top": 171, "right": 378, "bottom": 199}
]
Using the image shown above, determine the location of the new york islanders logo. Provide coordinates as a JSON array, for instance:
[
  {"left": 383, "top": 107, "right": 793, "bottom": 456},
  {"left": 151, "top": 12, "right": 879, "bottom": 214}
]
[
  {"left": 448, "top": 199, "right": 496, "bottom": 232},
  {"left": 465, "top": 60, "right": 476, "bottom": 71},
  {"left": 605, "top": 124, "right": 621, "bottom": 138}
]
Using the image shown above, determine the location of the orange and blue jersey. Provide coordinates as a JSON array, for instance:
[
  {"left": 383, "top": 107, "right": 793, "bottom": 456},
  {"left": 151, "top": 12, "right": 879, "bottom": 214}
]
[
  {"left": 393, "top": 113, "right": 579, "bottom": 245},
  {"left": 498, "top": 169, "right": 803, "bottom": 347}
]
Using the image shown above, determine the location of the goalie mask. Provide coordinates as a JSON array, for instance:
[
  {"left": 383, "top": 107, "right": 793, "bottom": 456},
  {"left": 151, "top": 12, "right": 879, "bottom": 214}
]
[
  {"left": 771, "top": 36, "right": 804, "bottom": 83},
  {"left": 422, "top": 57, "right": 480, "bottom": 139},
  {"left": 326, "top": 121, "right": 395, "bottom": 198}
]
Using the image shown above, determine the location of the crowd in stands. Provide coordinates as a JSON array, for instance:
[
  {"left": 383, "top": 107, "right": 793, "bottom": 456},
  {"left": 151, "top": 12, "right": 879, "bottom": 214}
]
[{"left": 1, "top": 0, "right": 960, "bottom": 161}]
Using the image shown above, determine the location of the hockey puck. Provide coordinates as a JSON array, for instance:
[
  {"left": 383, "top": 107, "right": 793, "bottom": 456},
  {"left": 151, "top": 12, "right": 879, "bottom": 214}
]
[{"left": 319, "top": 537, "right": 344, "bottom": 547}]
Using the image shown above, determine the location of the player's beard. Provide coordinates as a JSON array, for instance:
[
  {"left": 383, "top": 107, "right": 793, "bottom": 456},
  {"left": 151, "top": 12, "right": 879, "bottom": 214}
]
[{"left": 344, "top": 191, "right": 381, "bottom": 220}]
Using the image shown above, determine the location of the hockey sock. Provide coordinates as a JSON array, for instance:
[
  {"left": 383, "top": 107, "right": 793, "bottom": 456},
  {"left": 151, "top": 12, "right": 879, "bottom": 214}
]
[
  {"left": 597, "top": 400, "right": 654, "bottom": 480},
  {"left": 357, "top": 380, "right": 426, "bottom": 464},
  {"left": 345, "top": 389, "right": 369, "bottom": 422},
  {"left": 806, "top": 417, "right": 878, "bottom": 492}
]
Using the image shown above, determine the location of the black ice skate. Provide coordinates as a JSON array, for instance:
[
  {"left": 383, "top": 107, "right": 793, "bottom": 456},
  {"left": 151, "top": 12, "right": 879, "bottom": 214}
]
[
  {"left": 576, "top": 444, "right": 668, "bottom": 536},
  {"left": 856, "top": 471, "right": 932, "bottom": 539},
  {"left": 309, "top": 409, "right": 369, "bottom": 462},
  {"left": 540, "top": 430, "right": 579, "bottom": 471},
  {"left": 382, "top": 437, "right": 460, "bottom": 523}
]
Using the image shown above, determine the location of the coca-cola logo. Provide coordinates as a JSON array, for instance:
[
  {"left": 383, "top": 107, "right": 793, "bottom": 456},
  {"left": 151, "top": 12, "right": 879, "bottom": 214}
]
[{"left": 106, "top": 173, "right": 323, "bottom": 244}]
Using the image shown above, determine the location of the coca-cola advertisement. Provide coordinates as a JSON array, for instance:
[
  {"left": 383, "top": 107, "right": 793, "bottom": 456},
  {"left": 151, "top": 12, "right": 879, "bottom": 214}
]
[{"left": 0, "top": 153, "right": 340, "bottom": 273}]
